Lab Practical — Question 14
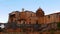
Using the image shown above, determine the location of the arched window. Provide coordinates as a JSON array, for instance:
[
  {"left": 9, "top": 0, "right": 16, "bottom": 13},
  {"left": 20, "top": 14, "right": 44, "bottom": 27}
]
[
  {"left": 9, "top": 14, "right": 16, "bottom": 22},
  {"left": 36, "top": 21, "right": 38, "bottom": 24},
  {"left": 29, "top": 22, "right": 31, "bottom": 24},
  {"left": 20, "top": 19, "right": 26, "bottom": 24}
]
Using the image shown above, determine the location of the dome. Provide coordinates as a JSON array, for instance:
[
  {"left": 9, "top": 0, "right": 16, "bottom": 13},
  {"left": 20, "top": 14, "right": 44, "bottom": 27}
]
[{"left": 36, "top": 7, "right": 45, "bottom": 17}]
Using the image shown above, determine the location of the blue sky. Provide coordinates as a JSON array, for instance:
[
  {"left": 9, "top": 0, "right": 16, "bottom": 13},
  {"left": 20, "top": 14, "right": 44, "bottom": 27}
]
[{"left": 0, "top": 0, "right": 60, "bottom": 23}]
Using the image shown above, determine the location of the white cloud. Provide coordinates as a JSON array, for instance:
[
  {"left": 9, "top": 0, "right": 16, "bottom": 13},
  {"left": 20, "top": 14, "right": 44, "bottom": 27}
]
[
  {"left": 45, "top": 10, "right": 60, "bottom": 15},
  {"left": 54, "top": 11, "right": 60, "bottom": 13}
]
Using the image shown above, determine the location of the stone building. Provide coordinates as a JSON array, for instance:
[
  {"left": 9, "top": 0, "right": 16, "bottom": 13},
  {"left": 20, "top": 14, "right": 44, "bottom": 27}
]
[{"left": 0, "top": 8, "right": 60, "bottom": 34}]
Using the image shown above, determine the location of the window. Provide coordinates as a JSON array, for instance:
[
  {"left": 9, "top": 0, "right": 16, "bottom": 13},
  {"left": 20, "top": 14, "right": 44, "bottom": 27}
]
[
  {"left": 48, "top": 15, "right": 50, "bottom": 18},
  {"left": 31, "top": 13, "right": 32, "bottom": 17},
  {"left": 59, "top": 14, "right": 60, "bottom": 17},
  {"left": 23, "top": 21, "right": 25, "bottom": 24},
  {"left": 20, "top": 19, "right": 26, "bottom": 24},
  {"left": 29, "top": 22, "right": 31, "bottom": 24},
  {"left": 21, "top": 20, "right": 25, "bottom": 24},
  {"left": 36, "top": 21, "right": 38, "bottom": 24}
]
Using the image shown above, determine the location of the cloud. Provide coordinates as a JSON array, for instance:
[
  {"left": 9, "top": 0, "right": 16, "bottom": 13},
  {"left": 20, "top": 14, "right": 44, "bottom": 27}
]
[
  {"left": 54, "top": 11, "right": 60, "bottom": 13},
  {"left": 45, "top": 10, "right": 60, "bottom": 15}
]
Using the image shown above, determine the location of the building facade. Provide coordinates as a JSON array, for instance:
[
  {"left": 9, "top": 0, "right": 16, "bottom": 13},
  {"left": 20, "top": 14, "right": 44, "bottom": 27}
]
[{"left": 0, "top": 8, "right": 60, "bottom": 34}]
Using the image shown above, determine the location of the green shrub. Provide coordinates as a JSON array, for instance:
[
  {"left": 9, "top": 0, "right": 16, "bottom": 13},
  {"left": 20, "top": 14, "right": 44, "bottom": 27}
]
[{"left": 57, "top": 22, "right": 60, "bottom": 30}]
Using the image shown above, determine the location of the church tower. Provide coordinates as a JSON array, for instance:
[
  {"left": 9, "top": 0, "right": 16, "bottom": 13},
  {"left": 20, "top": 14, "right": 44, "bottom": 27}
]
[{"left": 36, "top": 7, "right": 45, "bottom": 17}]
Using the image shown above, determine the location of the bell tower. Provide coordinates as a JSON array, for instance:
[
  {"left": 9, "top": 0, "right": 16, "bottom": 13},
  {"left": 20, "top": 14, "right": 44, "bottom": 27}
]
[{"left": 36, "top": 7, "right": 45, "bottom": 17}]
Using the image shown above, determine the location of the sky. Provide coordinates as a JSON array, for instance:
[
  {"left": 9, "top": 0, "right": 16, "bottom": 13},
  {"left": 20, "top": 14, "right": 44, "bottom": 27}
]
[{"left": 0, "top": 0, "right": 60, "bottom": 23}]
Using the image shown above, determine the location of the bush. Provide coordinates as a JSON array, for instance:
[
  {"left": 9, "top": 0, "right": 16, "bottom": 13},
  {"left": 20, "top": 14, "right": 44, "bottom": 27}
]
[{"left": 57, "top": 22, "right": 60, "bottom": 30}]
